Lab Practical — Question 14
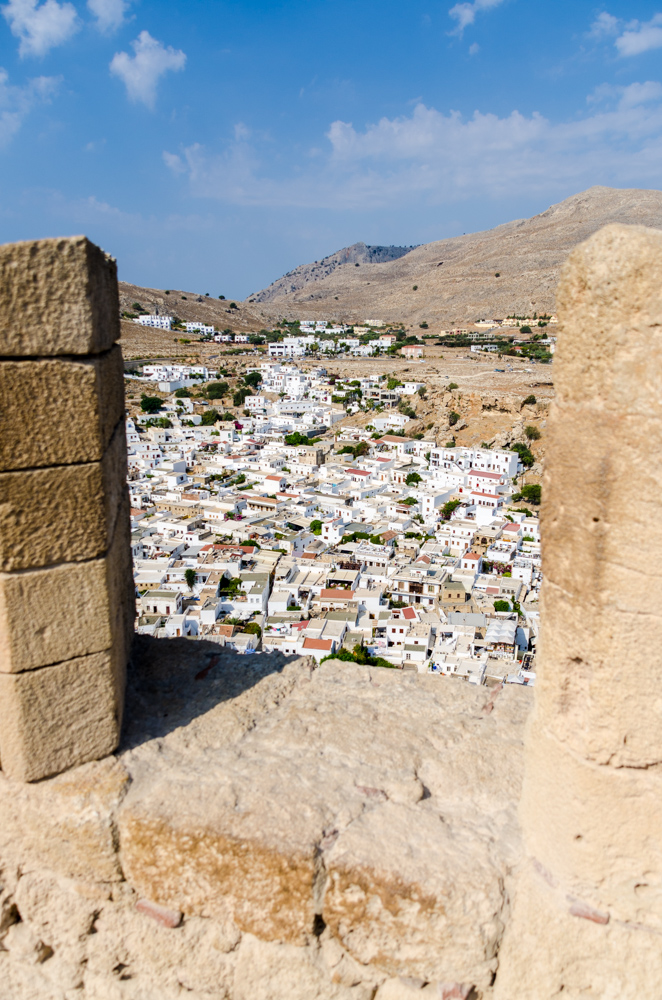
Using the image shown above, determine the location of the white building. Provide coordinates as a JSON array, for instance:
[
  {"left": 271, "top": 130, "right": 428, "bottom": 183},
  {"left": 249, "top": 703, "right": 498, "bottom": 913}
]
[
  {"left": 186, "top": 322, "right": 215, "bottom": 335},
  {"left": 135, "top": 315, "right": 173, "bottom": 330}
]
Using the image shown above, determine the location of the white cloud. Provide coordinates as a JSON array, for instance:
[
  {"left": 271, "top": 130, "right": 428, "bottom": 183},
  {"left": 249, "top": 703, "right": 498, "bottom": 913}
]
[
  {"left": 110, "top": 30, "right": 186, "bottom": 109},
  {"left": 2, "top": 0, "right": 78, "bottom": 57},
  {"left": 588, "top": 80, "right": 662, "bottom": 108},
  {"left": 616, "top": 14, "right": 662, "bottom": 56},
  {"left": 164, "top": 88, "right": 662, "bottom": 211},
  {"left": 87, "top": 0, "right": 129, "bottom": 32},
  {"left": 448, "top": 0, "right": 505, "bottom": 36},
  {"left": 0, "top": 66, "right": 59, "bottom": 145},
  {"left": 469, "top": 42, "right": 480, "bottom": 55},
  {"left": 588, "top": 11, "right": 621, "bottom": 40}
]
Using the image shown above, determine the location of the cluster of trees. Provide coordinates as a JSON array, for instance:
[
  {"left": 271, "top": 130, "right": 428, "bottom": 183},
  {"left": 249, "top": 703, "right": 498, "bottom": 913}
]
[
  {"left": 512, "top": 484, "right": 541, "bottom": 504},
  {"left": 338, "top": 441, "right": 369, "bottom": 459},
  {"left": 321, "top": 644, "right": 396, "bottom": 669},
  {"left": 284, "top": 431, "right": 321, "bottom": 446},
  {"left": 510, "top": 441, "right": 534, "bottom": 467},
  {"left": 140, "top": 394, "right": 163, "bottom": 413}
]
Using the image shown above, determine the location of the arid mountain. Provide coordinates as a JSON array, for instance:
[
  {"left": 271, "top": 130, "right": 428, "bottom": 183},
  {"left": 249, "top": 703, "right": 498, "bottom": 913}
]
[
  {"left": 248, "top": 242, "right": 418, "bottom": 303},
  {"left": 250, "top": 186, "right": 662, "bottom": 327}
]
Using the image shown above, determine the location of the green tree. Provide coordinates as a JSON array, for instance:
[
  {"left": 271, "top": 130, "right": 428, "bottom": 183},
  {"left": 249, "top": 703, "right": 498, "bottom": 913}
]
[
  {"left": 206, "top": 381, "right": 229, "bottom": 399},
  {"left": 525, "top": 425, "right": 541, "bottom": 441},
  {"left": 448, "top": 411, "right": 460, "bottom": 426},
  {"left": 440, "top": 499, "right": 461, "bottom": 520},
  {"left": 510, "top": 442, "right": 534, "bottom": 467},
  {"left": 242, "top": 622, "right": 262, "bottom": 636},
  {"left": 184, "top": 568, "right": 196, "bottom": 590},
  {"left": 174, "top": 388, "right": 191, "bottom": 398},
  {"left": 200, "top": 408, "right": 220, "bottom": 425},
  {"left": 447, "top": 382, "right": 458, "bottom": 390},
  {"left": 310, "top": 519, "right": 323, "bottom": 535},
  {"left": 494, "top": 599, "right": 511, "bottom": 612},
  {"left": 243, "top": 371, "right": 262, "bottom": 388},
  {"left": 520, "top": 483, "right": 541, "bottom": 504},
  {"left": 522, "top": 394, "right": 537, "bottom": 405},
  {"left": 386, "top": 377, "right": 402, "bottom": 390},
  {"left": 233, "top": 387, "right": 252, "bottom": 407},
  {"left": 140, "top": 395, "right": 163, "bottom": 413},
  {"left": 405, "top": 472, "right": 422, "bottom": 485}
]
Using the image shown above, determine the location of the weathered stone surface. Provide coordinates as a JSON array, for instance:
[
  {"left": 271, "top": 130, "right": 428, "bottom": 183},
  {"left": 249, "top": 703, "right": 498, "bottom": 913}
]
[
  {"left": 520, "top": 719, "right": 662, "bottom": 928},
  {"left": 232, "top": 933, "right": 372, "bottom": 1000},
  {"left": 0, "top": 756, "right": 128, "bottom": 881},
  {"left": 0, "top": 346, "right": 125, "bottom": 472},
  {"left": 0, "top": 650, "right": 123, "bottom": 781},
  {"left": 0, "top": 236, "right": 119, "bottom": 357},
  {"left": 0, "top": 419, "right": 128, "bottom": 572},
  {"left": 0, "top": 644, "right": 531, "bottom": 997},
  {"left": 496, "top": 224, "right": 662, "bottom": 997},
  {"left": 539, "top": 223, "right": 662, "bottom": 767},
  {"left": 0, "top": 507, "right": 134, "bottom": 673},
  {"left": 117, "top": 653, "right": 528, "bottom": 985},
  {"left": 494, "top": 861, "right": 662, "bottom": 1000}
]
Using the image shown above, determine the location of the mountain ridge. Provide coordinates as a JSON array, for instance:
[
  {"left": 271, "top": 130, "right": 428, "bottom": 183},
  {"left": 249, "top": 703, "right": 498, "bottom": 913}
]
[{"left": 250, "top": 186, "right": 662, "bottom": 326}]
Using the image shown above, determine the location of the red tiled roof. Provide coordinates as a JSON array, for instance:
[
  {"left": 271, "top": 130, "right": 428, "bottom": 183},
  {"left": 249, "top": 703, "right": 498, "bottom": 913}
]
[
  {"left": 402, "top": 606, "right": 417, "bottom": 620},
  {"left": 320, "top": 588, "right": 355, "bottom": 599},
  {"left": 303, "top": 637, "right": 334, "bottom": 650}
]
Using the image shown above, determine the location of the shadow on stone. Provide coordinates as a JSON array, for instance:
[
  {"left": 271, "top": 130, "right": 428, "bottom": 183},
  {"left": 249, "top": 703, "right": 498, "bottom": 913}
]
[{"left": 120, "top": 635, "right": 299, "bottom": 751}]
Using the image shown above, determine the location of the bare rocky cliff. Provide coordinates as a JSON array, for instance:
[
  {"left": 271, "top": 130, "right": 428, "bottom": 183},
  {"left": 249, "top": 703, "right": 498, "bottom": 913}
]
[
  {"left": 251, "top": 186, "right": 662, "bottom": 326},
  {"left": 248, "top": 242, "right": 418, "bottom": 304}
]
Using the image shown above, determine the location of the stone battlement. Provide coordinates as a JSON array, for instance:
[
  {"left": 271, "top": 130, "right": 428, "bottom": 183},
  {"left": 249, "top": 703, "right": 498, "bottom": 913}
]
[{"left": 1, "top": 228, "right": 662, "bottom": 998}]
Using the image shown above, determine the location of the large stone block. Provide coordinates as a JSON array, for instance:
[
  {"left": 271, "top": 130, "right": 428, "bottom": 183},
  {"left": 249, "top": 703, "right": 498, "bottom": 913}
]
[
  {"left": 493, "top": 861, "right": 662, "bottom": 1000},
  {"left": 323, "top": 800, "right": 505, "bottom": 987},
  {"left": 0, "top": 649, "right": 123, "bottom": 781},
  {"left": 0, "top": 499, "right": 134, "bottom": 672},
  {"left": 0, "top": 346, "right": 125, "bottom": 472},
  {"left": 537, "top": 224, "right": 662, "bottom": 767},
  {"left": 0, "top": 236, "right": 119, "bottom": 357},
  {"left": 520, "top": 719, "right": 662, "bottom": 928},
  {"left": 0, "top": 757, "right": 127, "bottom": 882},
  {"left": 0, "top": 419, "right": 128, "bottom": 572}
]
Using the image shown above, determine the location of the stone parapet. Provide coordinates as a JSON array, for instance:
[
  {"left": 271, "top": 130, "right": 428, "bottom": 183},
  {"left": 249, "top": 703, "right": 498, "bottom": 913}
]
[
  {"left": 0, "top": 645, "right": 530, "bottom": 998},
  {"left": 0, "top": 236, "right": 133, "bottom": 782}
]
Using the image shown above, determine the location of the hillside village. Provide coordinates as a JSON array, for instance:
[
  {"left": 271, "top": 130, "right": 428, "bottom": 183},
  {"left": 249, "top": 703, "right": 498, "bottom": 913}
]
[{"left": 126, "top": 343, "right": 542, "bottom": 687}]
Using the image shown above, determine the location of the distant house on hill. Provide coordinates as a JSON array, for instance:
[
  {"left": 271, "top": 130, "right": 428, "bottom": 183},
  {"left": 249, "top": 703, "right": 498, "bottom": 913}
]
[{"left": 401, "top": 345, "right": 424, "bottom": 359}]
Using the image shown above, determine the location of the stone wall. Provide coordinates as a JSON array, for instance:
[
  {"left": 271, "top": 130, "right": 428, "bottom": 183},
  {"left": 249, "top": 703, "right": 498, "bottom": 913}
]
[
  {"left": 493, "top": 224, "right": 662, "bottom": 998},
  {"left": 0, "top": 236, "right": 134, "bottom": 781},
  {"left": 0, "top": 641, "right": 529, "bottom": 1000}
]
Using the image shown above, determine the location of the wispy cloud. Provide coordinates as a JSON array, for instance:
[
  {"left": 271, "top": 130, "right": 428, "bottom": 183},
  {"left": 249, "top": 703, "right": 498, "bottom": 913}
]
[
  {"left": 588, "top": 11, "right": 662, "bottom": 57},
  {"left": 164, "top": 86, "right": 662, "bottom": 211},
  {"left": 0, "top": 67, "right": 59, "bottom": 145},
  {"left": 110, "top": 30, "right": 186, "bottom": 108},
  {"left": 2, "top": 0, "right": 78, "bottom": 57},
  {"left": 588, "top": 11, "right": 621, "bottom": 40},
  {"left": 448, "top": 0, "right": 505, "bottom": 36},
  {"left": 616, "top": 14, "right": 662, "bottom": 56},
  {"left": 87, "top": 0, "right": 129, "bottom": 33}
]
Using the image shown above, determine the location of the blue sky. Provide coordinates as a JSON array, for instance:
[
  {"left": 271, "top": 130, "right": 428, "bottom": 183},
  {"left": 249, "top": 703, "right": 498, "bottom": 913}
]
[{"left": 2, "top": 0, "right": 662, "bottom": 296}]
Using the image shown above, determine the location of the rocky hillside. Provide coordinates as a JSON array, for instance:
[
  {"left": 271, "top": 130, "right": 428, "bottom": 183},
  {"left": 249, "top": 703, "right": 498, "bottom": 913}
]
[
  {"left": 248, "top": 242, "right": 418, "bottom": 303},
  {"left": 250, "top": 186, "right": 662, "bottom": 327}
]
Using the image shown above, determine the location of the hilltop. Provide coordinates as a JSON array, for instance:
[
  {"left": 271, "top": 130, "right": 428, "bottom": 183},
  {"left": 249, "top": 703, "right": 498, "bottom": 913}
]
[
  {"left": 248, "top": 242, "right": 418, "bottom": 304},
  {"left": 250, "top": 186, "right": 662, "bottom": 326}
]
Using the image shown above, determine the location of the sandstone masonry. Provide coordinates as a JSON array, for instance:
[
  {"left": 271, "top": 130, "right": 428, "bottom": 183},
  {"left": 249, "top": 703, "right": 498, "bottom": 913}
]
[{"left": 0, "top": 236, "right": 134, "bottom": 781}]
